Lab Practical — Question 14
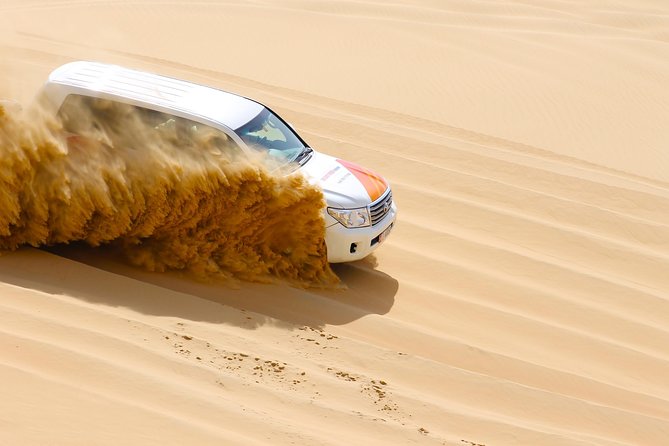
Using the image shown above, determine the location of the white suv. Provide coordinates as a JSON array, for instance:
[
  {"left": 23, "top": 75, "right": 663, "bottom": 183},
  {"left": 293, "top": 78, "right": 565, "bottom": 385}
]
[{"left": 40, "top": 61, "right": 397, "bottom": 262}]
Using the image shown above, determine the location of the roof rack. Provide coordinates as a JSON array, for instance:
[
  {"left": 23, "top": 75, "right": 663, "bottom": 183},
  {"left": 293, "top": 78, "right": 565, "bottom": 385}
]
[{"left": 45, "top": 61, "right": 263, "bottom": 130}]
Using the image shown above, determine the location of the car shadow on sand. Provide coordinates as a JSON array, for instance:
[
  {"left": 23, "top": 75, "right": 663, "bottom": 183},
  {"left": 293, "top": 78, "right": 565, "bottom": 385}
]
[{"left": 0, "top": 246, "right": 397, "bottom": 330}]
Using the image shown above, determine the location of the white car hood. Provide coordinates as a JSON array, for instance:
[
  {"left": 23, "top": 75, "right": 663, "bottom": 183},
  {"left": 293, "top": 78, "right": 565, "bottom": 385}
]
[{"left": 300, "top": 150, "right": 389, "bottom": 208}]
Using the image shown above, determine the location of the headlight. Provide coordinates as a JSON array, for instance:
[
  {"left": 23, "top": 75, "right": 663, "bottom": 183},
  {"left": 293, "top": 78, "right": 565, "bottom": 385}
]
[{"left": 327, "top": 207, "right": 371, "bottom": 228}]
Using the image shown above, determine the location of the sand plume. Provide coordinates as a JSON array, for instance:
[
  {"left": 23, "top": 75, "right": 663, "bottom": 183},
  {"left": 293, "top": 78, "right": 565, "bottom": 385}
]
[{"left": 0, "top": 99, "right": 337, "bottom": 286}]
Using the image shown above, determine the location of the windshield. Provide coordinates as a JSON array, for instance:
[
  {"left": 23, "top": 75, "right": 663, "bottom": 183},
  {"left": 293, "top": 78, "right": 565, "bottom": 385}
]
[{"left": 234, "top": 108, "right": 306, "bottom": 163}]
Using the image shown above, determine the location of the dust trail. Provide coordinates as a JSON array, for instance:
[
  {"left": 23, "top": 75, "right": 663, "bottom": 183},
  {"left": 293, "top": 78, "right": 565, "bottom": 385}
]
[{"left": 0, "top": 97, "right": 339, "bottom": 287}]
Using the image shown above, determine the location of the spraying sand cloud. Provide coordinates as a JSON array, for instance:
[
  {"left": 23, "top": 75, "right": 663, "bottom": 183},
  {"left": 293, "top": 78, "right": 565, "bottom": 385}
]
[{"left": 0, "top": 97, "right": 338, "bottom": 286}]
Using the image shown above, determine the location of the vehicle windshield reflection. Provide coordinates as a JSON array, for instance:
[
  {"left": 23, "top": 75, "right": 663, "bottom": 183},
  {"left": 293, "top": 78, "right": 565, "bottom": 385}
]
[{"left": 234, "top": 108, "right": 306, "bottom": 163}]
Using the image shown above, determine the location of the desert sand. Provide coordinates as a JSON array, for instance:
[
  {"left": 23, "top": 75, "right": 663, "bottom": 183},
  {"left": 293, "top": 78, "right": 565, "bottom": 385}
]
[{"left": 1, "top": 1, "right": 669, "bottom": 445}]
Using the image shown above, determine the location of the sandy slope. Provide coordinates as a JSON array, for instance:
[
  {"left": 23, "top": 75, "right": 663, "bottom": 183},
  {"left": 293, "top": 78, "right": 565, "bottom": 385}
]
[{"left": 1, "top": 1, "right": 669, "bottom": 445}]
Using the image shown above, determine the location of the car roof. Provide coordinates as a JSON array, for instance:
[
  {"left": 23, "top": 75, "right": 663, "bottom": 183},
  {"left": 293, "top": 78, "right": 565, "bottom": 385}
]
[{"left": 46, "top": 61, "right": 264, "bottom": 130}]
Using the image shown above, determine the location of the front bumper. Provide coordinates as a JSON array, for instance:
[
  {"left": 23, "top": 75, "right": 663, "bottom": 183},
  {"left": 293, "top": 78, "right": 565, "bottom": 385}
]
[{"left": 324, "top": 201, "right": 397, "bottom": 263}]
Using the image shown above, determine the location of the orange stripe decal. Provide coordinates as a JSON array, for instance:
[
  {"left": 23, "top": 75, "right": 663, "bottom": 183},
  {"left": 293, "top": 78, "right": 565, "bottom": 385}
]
[{"left": 337, "top": 159, "right": 388, "bottom": 202}]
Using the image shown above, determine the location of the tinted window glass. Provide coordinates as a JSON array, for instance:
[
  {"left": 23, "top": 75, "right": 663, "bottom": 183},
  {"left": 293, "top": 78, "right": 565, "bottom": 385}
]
[{"left": 57, "top": 94, "right": 240, "bottom": 156}]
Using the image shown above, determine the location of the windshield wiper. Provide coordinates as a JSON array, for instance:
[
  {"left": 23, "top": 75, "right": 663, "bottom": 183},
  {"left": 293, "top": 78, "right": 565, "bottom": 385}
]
[{"left": 294, "top": 146, "right": 313, "bottom": 164}]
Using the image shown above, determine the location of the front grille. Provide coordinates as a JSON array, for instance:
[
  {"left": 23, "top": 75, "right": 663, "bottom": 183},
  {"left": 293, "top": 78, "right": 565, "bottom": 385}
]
[{"left": 370, "top": 189, "right": 393, "bottom": 226}]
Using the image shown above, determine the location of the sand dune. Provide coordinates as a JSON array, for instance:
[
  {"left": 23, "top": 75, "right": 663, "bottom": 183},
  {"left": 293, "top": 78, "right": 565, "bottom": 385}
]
[{"left": 1, "top": 1, "right": 669, "bottom": 445}]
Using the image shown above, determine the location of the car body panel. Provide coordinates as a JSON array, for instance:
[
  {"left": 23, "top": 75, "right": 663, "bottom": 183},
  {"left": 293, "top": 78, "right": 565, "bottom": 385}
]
[{"left": 40, "top": 61, "right": 397, "bottom": 263}]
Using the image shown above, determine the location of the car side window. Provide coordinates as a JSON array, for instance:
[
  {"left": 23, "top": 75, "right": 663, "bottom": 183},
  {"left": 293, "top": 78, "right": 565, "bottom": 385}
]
[{"left": 57, "top": 94, "right": 240, "bottom": 156}]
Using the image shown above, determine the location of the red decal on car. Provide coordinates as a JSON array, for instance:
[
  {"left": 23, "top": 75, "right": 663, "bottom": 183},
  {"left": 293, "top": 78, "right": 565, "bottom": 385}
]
[{"left": 337, "top": 159, "right": 388, "bottom": 202}]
